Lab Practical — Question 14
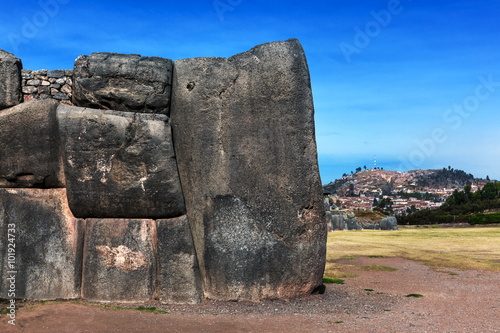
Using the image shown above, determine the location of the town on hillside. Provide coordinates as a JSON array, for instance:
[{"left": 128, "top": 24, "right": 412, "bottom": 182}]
[{"left": 323, "top": 167, "right": 489, "bottom": 216}]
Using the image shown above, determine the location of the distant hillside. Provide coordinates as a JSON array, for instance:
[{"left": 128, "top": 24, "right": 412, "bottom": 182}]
[{"left": 323, "top": 168, "right": 486, "bottom": 197}]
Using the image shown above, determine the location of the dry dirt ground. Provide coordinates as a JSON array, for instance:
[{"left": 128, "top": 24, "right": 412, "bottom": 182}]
[{"left": 1, "top": 256, "right": 499, "bottom": 332}]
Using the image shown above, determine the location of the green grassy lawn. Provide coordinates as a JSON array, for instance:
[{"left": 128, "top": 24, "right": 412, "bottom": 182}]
[{"left": 324, "top": 227, "right": 500, "bottom": 279}]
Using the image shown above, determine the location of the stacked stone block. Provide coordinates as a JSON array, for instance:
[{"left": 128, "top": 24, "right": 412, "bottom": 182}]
[
  {"left": 0, "top": 39, "right": 326, "bottom": 304},
  {"left": 0, "top": 188, "right": 84, "bottom": 300},
  {"left": 56, "top": 105, "right": 185, "bottom": 218},
  {"left": 171, "top": 39, "right": 326, "bottom": 300},
  {"left": 73, "top": 53, "right": 172, "bottom": 114}
]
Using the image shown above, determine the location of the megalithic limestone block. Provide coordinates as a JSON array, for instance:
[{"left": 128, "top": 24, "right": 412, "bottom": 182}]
[
  {"left": 170, "top": 39, "right": 327, "bottom": 301},
  {"left": 0, "top": 99, "right": 65, "bottom": 188},
  {"left": 82, "top": 219, "right": 157, "bottom": 303},
  {"left": 0, "top": 188, "right": 84, "bottom": 300},
  {"left": 56, "top": 105, "right": 186, "bottom": 218},
  {"left": 73, "top": 53, "right": 173, "bottom": 115},
  {"left": 157, "top": 216, "right": 203, "bottom": 304},
  {"left": 0, "top": 49, "right": 22, "bottom": 110}
]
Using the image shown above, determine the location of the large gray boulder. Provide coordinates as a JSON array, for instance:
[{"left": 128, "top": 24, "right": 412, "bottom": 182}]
[
  {"left": 157, "top": 216, "right": 203, "bottom": 304},
  {"left": 82, "top": 219, "right": 157, "bottom": 303},
  {"left": 0, "top": 99, "right": 65, "bottom": 188},
  {"left": 0, "top": 49, "right": 22, "bottom": 110},
  {"left": 380, "top": 216, "right": 398, "bottom": 230},
  {"left": 346, "top": 212, "right": 358, "bottom": 230},
  {"left": 73, "top": 53, "right": 172, "bottom": 115},
  {"left": 0, "top": 188, "right": 84, "bottom": 299},
  {"left": 171, "top": 39, "right": 326, "bottom": 301},
  {"left": 57, "top": 105, "right": 185, "bottom": 218},
  {"left": 331, "top": 211, "right": 346, "bottom": 230}
]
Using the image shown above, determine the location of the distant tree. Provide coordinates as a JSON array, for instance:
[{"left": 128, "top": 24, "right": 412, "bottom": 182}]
[
  {"left": 342, "top": 173, "right": 347, "bottom": 178},
  {"left": 464, "top": 184, "right": 472, "bottom": 201},
  {"left": 373, "top": 198, "right": 378, "bottom": 207},
  {"left": 381, "top": 167, "right": 384, "bottom": 170},
  {"left": 363, "top": 165, "right": 367, "bottom": 170},
  {"left": 351, "top": 171, "right": 353, "bottom": 174},
  {"left": 448, "top": 165, "right": 451, "bottom": 170},
  {"left": 487, "top": 175, "right": 490, "bottom": 182},
  {"left": 376, "top": 198, "right": 393, "bottom": 214},
  {"left": 356, "top": 167, "right": 362, "bottom": 173},
  {"left": 481, "top": 182, "right": 498, "bottom": 200}
]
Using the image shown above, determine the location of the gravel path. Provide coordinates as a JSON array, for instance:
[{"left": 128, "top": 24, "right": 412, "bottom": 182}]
[{"left": 1, "top": 256, "right": 499, "bottom": 332}]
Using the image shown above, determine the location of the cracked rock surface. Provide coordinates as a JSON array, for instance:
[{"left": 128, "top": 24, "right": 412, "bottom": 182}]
[
  {"left": 73, "top": 52, "right": 172, "bottom": 115},
  {"left": 171, "top": 39, "right": 326, "bottom": 301},
  {"left": 57, "top": 104, "right": 185, "bottom": 218}
]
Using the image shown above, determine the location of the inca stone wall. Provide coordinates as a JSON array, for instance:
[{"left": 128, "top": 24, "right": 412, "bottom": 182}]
[
  {"left": 21, "top": 69, "right": 73, "bottom": 103},
  {"left": 0, "top": 39, "right": 326, "bottom": 304}
]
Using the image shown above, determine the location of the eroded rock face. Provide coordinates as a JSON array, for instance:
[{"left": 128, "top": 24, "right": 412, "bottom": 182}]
[
  {"left": 0, "top": 188, "right": 84, "bottom": 300},
  {"left": 0, "top": 99, "right": 65, "bottom": 188},
  {"left": 157, "top": 216, "right": 203, "bottom": 304},
  {"left": 82, "top": 219, "right": 157, "bottom": 303},
  {"left": 0, "top": 49, "right": 22, "bottom": 110},
  {"left": 171, "top": 39, "right": 326, "bottom": 301},
  {"left": 73, "top": 53, "right": 172, "bottom": 114},
  {"left": 56, "top": 105, "right": 185, "bottom": 218}
]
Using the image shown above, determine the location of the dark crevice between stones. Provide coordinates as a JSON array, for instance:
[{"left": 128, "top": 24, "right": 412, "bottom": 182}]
[
  {"left": 78, "top": 218, "right": 86, "bottom": 299},
  {"left": 311, "top": 284, "right": 326, "bottom": 295},
  {"left": 1, "top": 174, "right": 64, "bottom": 189},
  {"left": 218, "top": 74, "right": 239, "bottom": 98}
]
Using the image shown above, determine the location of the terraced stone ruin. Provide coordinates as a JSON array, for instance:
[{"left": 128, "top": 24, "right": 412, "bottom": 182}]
[{"left": 0, "top": 39, "right": 326, "bottom": 304}]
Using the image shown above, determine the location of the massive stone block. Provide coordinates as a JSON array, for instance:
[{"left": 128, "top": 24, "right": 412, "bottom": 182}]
[
  {"left": 0, "top": 49, "right": 22, "bottom": 110},
  {"left": 170, "top": 39, "right": 326, "bottom": 301},
  {"left": 73, "top": 53, "right": 172, "bottom": 114},
  {"left": 157, "top": 216, "right": 203, "bottom": 304},
  {"left": 0, "top": 189, "right": 84, "bottom": 300},
  {"left": 380, "top": 216, "right": 398, "bottom": 230},
  {"left": 82, "top": 219, "right": 157, "bottom": 303},
  {"left": 57, "top": 105, "right": 185, "bottom": 218},
  {"left": 331, "top": 211, "right": 347, "bottom": 230},
  {"left": 0, "top": 99, "right": 65, "bottom": 188}
]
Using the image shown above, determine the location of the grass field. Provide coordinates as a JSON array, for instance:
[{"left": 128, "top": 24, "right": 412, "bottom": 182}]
[{"left": 324, "top": 227, "right": 500, "bottom": 279}]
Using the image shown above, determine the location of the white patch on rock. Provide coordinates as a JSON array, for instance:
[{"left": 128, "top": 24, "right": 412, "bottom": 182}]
[{"left": 96, "top": 245, "right": 147, "bottom": 273}]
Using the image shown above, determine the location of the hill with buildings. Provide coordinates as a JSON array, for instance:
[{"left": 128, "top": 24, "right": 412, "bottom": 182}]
[
  {"left": 324, "top": 168, "right": 485, "bottom": 197},
  {"left": 323, "top": 168, "right": 489, "bottom": 215}
]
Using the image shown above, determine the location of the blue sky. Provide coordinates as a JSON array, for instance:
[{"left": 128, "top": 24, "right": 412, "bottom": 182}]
[{"left": 1, "top": 0, "right": 499, "bottom": 183}]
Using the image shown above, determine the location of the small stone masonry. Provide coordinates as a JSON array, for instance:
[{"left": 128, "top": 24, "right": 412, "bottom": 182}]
[
  {"left": 0, "top": 39, "right": 326, "bottom": 304},
  {"left": 21, "top": 69, "right": 73, "bottom": 103}
]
